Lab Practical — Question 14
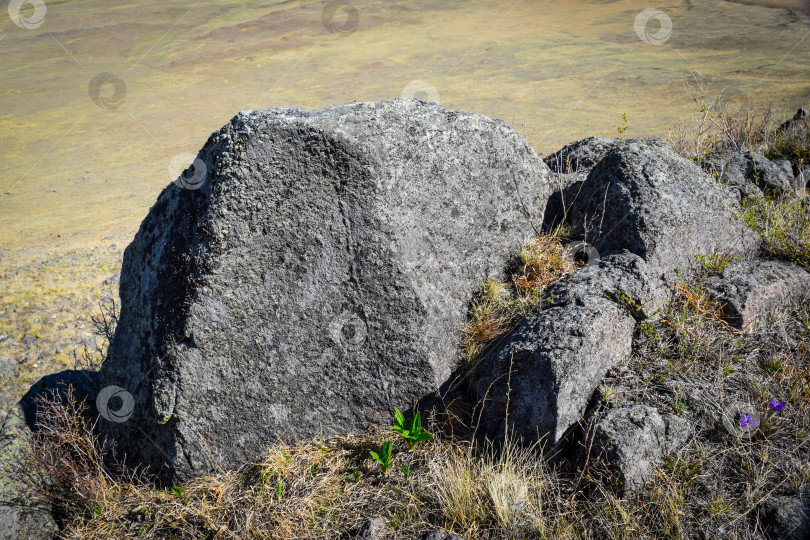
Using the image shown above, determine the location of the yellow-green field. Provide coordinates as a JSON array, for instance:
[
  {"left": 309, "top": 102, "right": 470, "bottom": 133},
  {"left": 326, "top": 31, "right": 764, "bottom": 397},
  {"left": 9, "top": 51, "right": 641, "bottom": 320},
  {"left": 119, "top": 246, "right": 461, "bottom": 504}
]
[{"left": 1, "top": 0, "right": 809, "bottom": 416}]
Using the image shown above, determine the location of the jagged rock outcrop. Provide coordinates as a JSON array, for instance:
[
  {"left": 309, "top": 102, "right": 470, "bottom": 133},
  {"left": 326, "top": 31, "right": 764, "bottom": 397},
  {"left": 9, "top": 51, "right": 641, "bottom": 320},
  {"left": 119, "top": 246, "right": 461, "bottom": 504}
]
[
  {"left": 474, "top": 140, "right": 764, "bottom": 448},
  {"left": 777, "top": 107, "right": 809, "bottom": 139},
  {"left": 584, "top": 405, "right": 690, "bottom": 495},
  {"left": 99, "top": 99, "right": 551, "bottom": 481},
  {"left": 705, "top": 260, "right": 810, "bottom": 331}
]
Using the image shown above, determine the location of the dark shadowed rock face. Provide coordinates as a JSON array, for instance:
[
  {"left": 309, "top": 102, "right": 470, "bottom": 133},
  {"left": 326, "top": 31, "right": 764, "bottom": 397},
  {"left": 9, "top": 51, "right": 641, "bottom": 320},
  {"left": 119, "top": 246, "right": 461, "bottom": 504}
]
[
  {"left": 705, "top": 260, "right": 810, "bottom": 331},
  {"left": 100, "top": 99, "right": 551, "bottom": 481},
  {"left": 570, "top": 140, "right": 761, "bottom": 292}
]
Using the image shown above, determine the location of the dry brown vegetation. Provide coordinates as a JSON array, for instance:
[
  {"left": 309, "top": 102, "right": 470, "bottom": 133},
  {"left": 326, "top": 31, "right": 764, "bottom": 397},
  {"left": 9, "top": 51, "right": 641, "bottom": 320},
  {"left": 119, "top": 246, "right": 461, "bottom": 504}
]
[{"left": 461, "top": 227, "right": 576, "bottom": 365}]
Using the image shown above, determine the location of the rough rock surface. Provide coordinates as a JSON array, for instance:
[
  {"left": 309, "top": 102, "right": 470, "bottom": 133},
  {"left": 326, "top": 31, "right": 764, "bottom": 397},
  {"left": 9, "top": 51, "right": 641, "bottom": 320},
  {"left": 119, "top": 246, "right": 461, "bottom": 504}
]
[
  {"left": 585, "top": 405, "right": 690, "bottom": 495},
  {"left": 0, "top": 370, "right": 99, "bottom": 540},
  {"left": 760, "top": 496, "right": 810, "bottom": 540},
  {"left": 418, "top": 531, "right": 464, "bottom": 540},
  {"left": 473, "top": 256, "right": 638, "bottom": 445},
  {"left": 570, "top": 140, "right": 761, "bottom": 293},
  {"left": 355, "top": 517, "right": 386, "bottom": 539},
  {"left": 705, "top": 260, "right": 810, "bottom": 331},
  {"left": 99, "top": 99, "right": 551, "bottom": 481},
  {"left": 544, "top": 137, "right": 620, "bottom": 173},
  {"left": 543, "top": 251, "right": 669, "bottom": 318},
  {"left": 700, "top": 151, "right": 795, "bottom": 197}
]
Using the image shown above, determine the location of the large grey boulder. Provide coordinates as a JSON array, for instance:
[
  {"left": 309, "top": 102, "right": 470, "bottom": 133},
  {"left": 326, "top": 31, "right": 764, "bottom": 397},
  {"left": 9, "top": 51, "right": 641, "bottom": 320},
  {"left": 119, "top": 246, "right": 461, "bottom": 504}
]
[
  {"left": 0, "top": 370, "right": 99, "bottom": 540},
  {"left": 570, "top": 140, "right": 761, "bottom": 292},
  {"left": 100, "top": 99, "right": 551, "bottom": 481},
  {"left": 700, "top": 151, "right": 795, "bottom": 198},
  {"left": 473, "top": 256, "right": 638, "bottom": 446},
  {"left": 584, "top": 405, "right": 690, "bottom": 495},
  {"left": 705, "top": 260, "right": 810, "bottom": 331}
]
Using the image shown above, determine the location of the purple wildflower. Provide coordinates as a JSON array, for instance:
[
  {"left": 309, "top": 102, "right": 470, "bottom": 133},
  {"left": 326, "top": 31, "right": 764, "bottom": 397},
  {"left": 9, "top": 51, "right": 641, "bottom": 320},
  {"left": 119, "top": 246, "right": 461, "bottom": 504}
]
[
  {"left": 740, "top": 413, "right": 758, "bottom": 428},
  {"left": 769, "top": 398, "right": 785, "bottom": 412}
]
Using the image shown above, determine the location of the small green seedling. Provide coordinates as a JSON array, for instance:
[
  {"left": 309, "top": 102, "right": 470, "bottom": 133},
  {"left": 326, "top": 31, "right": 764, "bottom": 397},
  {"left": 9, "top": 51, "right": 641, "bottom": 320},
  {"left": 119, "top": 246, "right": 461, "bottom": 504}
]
[
  {"left": 401, "top": 463, "right": 410, "bottom": 481},
  {"left": 352, "top": 468, "right": 361, "bottom": 483},
  {"left": 392, "top": 407, "right": 434, "bottom": 451},
  {"left": 276, "top": 479, "right": 282, "bottom": 502},
  {"left": 617, "top": 112, "right": 629, "bottom": 143},
  {"left": 370, "top": 440, "right": 393, "bottom": 475},
  {"left": 92, "top": 507, "right": 102, "bottom": 517}
]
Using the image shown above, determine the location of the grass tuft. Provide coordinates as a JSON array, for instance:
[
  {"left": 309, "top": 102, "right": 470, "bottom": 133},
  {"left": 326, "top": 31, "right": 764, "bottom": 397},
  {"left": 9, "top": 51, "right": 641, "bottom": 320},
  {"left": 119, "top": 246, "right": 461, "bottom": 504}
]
[{"left": 461, "top": 227, "right": 575, "bottom": 366}]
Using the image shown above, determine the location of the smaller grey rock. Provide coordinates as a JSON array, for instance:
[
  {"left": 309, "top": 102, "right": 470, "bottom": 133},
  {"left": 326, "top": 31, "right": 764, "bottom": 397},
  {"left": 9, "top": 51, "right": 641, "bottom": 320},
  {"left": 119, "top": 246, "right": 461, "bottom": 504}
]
[
  {"left": 760, "top": 496, "right": 810, "bottom": 540},
  {"left": 705, "top": 260, "right": 810, "bottom": 331},
  {"left": 355, "top": 517, "right": 386, "bottom": 539},
  {"left": 544, "top": 137, "right": 620, "bottom": 173},
  {"left": 571, "top": 141, "right": 761, "bottom": 297},
  {"left": 700, "top": 151, "right": 794, "bottom": 197},
  {"left": 543, "top": 251, "right": 669, "bottom": 319},
  {"left": 585, "top": 405, "right": 690, "bottom": 495},
  {"left": 418, "top": 531, "right": 464, "bottom": 540},
  {"left": 474, "top": 281, "right": 636, "bottom": 446}
]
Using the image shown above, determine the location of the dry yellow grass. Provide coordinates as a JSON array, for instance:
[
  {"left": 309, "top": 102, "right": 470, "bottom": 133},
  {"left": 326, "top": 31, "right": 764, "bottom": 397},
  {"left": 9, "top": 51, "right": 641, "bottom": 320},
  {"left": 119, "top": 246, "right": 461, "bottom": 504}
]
[{"left": 462, "top": 228, "right": 576, "bottom": 365}]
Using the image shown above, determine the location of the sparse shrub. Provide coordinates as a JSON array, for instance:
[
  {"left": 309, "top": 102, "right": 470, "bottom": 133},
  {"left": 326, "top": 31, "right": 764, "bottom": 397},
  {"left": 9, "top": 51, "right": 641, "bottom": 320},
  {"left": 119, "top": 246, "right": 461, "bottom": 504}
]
[
  {"left": 694, "top": 250, "right": 740, "bottom": 277},
  {"left": 740, "top": 195, "right": 810, "bottom": 269},
  {"left": 4, "top": 385, "right": 132, "bottom": 524},
  {"left": 766, "top": 116, "right": 810, "bottom": 168}
]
